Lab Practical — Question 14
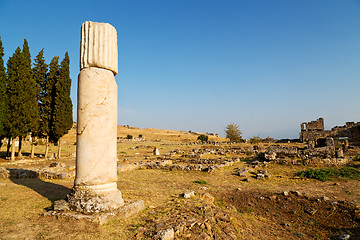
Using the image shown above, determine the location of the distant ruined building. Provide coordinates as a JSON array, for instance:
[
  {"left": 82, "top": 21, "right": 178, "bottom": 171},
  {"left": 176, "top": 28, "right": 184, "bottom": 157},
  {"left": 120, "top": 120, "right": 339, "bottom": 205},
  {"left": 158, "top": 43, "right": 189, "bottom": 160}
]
[{"left": 300, "top": 118, "right": 360, "bottom": 146}]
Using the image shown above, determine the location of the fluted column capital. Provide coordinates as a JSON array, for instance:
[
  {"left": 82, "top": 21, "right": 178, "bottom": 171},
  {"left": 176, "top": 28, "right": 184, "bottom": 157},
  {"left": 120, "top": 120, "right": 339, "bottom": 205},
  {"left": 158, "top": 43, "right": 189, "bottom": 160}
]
[{"left": 80, "top": 21, "right": 118, "bottom": 75}]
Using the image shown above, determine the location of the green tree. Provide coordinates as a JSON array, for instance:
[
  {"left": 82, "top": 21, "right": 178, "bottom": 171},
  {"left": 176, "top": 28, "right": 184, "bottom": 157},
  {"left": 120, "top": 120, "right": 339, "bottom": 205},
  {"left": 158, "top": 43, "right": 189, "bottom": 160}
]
[
  {"left": 197, "top": 134, "right": 209, "bottom": 142},
  {"left": 225, "top": 123, "right": 243, "bottom": 143},
  {"left": 43, "top": 56, "right": 59, "bottom": 159},
  {"left": 50, "top": 52, "right": 73, "bottom": 158},
  {"left": 32, "top": 48, "right": 48, "bottom": 157},
  {"left": 18, "top": 39, "right": 38, "bottom": 157},
  {"left": 0, "top": 37, "right": 6, "bottom": 146},
  {"left": 5, "top": 47, "right": 23, "bottom": 160}
]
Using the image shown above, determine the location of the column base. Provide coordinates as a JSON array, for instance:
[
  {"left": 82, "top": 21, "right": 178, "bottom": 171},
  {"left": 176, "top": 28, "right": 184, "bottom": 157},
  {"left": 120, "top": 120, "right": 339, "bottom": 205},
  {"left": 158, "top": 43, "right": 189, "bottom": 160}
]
[
  {"left": 47, "top": 199, "right": 144, "bottom": 224},
  {"left": 67, "top": 182, "right": 124, "bottom": 213}
]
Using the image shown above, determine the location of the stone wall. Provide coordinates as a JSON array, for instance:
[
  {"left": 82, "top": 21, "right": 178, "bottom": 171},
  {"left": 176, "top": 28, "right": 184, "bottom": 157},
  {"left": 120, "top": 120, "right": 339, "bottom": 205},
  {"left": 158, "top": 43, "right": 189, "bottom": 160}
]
[
  {"left": 331, "top": 122, "right": 360, "bottom": 146},
  {"left": 300, "top": 118, "right": 360, "bottom": 146}
]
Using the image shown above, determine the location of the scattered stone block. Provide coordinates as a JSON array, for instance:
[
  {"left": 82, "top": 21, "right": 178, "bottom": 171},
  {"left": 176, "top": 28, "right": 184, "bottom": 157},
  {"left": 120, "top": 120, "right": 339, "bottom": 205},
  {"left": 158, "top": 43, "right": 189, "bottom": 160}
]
[
  {"left": 256, "top": 173, "right": 265, "bottom": 179},
  {"left": 154, "top": 228, "right": 174, "bottom": 240},
  {"left": 153, "top": 147, "right": 160, "bottom": 156},
  {"left": 290, "top": 191, "right": 302, "bottom": 196},
  {"left": 321, "top": 196, "right": 330, "bottom": 201},
  {"left": 269, "top": 195, "right": 277, "bottom": 201},
  {"left": 281, "top": 222, "right": 291, "bottom": 227},
  {"left": 338, "top": 234, "right": 350, "bottom": 240},
  {"left": 49, "top": 162, "right": 66, "bottom": 168},
  {"left": 305, "top": 209, "right": 317, "bottom": 215},
  {"left": 257, "top": 169, "right": 268, "bottom": 174},
  {"left": 237, "top": 168, "right": 247, "bottom": 177},
  {"left": 252, "top": 160, "right": 260, "bottom": 166},
  {"left": 181, "top": 191, "right": 196, "bottom": 199},
  {"left": 200, "top": 193, "right": 215, "bottom": 203}
]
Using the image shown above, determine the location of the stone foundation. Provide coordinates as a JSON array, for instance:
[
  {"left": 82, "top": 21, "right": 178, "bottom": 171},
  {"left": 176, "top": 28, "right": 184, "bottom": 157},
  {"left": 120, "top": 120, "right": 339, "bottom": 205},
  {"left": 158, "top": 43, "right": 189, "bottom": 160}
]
[
  {"left": 47, "top": 199, "right": 144, "bottom": 225},
  {"left": 67, "top": 183, "right": 124, "bottom": 213}
]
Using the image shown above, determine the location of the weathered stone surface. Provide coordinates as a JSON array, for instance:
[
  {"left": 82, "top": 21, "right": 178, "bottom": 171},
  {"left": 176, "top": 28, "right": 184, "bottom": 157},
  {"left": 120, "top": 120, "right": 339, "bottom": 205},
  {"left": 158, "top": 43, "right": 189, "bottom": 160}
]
[
  {"left": 200, "top": 193, "right": 215, "bottom": 203},
  {"left": 53, "top": 199, "right": 70, "bottom": 211},
  {"left": 67, "top": 21, "right": 124, "bottom": 213},
  {"left": 237, "top": 168, "right": 247, "bottom": 177},
  {"left": 181, "top": 191, "right": 196, "bottom": 199},
  {"left": 154, "top": 228, "right": 174, "bottom": 240},
  {"left": 117, "top": 163, "right": 141, "bottom": 173},
  {"left": 256, "top": 173, "right": 265, "bottom": 179},
  {"left": 67, "top": 183, "right": 124, "bottom": 213},
  {"left": 49, "top": 162, "right": 66, "bottom": 168},
  {"left": 74, "top": 67, "right": 121, "bottom": 205},
  {"left": 153, "top": 147, "right": 160, "bottom": 156},
  {"left": 46, "top": 200, "right": 144, "bottom": 225},
  {"left": 117, "top": 200, "right": 145, "bottom": 218},
  {"left": 80, "top": 21, "right": 118, "bottom": 75},
  {"left": 76, "top": 67, "right": 118, "bottom": 188},
  {"left": 0, "top": 167, "right": 9, "bottom": 178},
  {"left": 301, "top": 118, "right": 360, "bottom": 146}
]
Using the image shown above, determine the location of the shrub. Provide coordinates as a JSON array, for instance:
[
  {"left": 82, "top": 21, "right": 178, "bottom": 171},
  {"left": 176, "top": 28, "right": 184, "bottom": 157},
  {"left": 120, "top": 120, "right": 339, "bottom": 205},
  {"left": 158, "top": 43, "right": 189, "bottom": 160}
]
[
  {"left": 193, "top": 179, "right": 208, "bottom": 185},
  {"left": 197, "top": 134, "right": 208, "bottom": 142},
  {"left": 138, "top": 134, "right": 143, "bottom": 138},
  {"left": 249, "top": 136, "right": 262, "bottom": 144},
  {"left": 296, "top": 167, "right": 360, "bottom": 182},
  {"left": 126, "top": 134, "right": 133, "bottom": 139}
]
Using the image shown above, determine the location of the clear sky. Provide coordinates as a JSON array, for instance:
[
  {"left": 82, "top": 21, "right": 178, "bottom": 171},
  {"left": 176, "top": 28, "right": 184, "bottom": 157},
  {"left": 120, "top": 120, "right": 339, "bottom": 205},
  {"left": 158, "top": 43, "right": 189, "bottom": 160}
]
[{"left": 0, "top": 0, "right": 359, "bottom": 139}]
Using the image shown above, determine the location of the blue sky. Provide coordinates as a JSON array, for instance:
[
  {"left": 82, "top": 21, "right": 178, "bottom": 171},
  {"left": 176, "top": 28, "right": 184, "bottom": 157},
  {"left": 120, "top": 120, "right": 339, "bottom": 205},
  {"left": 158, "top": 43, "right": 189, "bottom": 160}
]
[{"left": 0, "top": 0, "right": 359, "bottom": 138}]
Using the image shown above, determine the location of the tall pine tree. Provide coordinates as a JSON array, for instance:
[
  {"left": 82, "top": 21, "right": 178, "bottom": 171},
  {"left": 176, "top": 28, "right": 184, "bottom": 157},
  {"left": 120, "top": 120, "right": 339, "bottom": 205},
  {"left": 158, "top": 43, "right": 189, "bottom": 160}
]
[
  {"left": 0, "top": 37, "right": 6, "bottom": 146},
  {"left": 51, "top": 52, "right": 73, "bottom": 158},
  {"left": 32, "top": 49, "right": 48, "bottom": 158}
]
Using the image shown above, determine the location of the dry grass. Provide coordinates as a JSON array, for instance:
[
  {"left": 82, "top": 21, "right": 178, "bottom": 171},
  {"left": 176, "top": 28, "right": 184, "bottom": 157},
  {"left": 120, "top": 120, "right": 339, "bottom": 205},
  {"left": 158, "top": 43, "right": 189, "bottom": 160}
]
[{"left": 0, "top": 126, "right": 359, "bottom": 239}]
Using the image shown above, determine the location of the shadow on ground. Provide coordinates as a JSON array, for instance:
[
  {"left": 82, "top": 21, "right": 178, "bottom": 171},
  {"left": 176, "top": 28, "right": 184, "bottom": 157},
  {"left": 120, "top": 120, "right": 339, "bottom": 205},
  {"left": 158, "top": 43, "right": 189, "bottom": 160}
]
[{"left": 10, "top": 177, "right": 72, "bottom": 210}]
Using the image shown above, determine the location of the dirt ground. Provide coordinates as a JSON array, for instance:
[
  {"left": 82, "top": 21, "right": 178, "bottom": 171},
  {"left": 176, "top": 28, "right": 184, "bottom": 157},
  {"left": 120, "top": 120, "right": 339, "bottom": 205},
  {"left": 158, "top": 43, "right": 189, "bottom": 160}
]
[{"left": 0, "top": 127, "right": 359, "bottom": 239}]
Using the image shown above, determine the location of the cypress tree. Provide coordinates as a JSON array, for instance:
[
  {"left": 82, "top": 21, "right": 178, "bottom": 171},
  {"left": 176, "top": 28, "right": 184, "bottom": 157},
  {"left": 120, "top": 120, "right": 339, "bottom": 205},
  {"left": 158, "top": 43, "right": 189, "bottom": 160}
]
[
  {"left": 17, "top": 39, "right": 38, "bottom": 157},
  {"left": 44, "top": 56, "right": 59, "bottom": 159},
  {"left": 5, "top": 47, "right": 22, "bottom": 160},
  {"left": 51, "top": 52, "right": 73, "bottom": 158},
  {"left": 0, "top": 37, "right": 6, "bottom": 146},
  {"left": 32, "top": 49, "right": 48, "bottom": 158}
]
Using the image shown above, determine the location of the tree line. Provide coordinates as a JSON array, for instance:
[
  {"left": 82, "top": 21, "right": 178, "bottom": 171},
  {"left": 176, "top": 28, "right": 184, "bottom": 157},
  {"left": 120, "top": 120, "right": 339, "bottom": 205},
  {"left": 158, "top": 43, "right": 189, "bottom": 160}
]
[{"left": 0, "top": 37, "right": 73, "bottom": 160}]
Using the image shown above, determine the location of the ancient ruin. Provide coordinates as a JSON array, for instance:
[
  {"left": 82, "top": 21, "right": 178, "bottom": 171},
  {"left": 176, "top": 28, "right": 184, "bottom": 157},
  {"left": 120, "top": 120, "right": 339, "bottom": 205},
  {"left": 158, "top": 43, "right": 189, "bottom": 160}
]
[
  {"left": 49, "top": 21, "right": 143, "bottom": 222},
  {"left": 300, "top": 118, "right": 360, "bottom": 146},
  {"left": 66, "top": 21, "right": 124, "bottom": 213}
]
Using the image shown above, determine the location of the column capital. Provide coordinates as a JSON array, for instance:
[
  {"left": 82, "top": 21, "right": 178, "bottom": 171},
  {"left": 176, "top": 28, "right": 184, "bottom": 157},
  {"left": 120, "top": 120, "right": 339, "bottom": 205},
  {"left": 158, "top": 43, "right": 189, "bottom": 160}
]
[{"left": 80, "top": 21, "right": 118, "bottom": 75}]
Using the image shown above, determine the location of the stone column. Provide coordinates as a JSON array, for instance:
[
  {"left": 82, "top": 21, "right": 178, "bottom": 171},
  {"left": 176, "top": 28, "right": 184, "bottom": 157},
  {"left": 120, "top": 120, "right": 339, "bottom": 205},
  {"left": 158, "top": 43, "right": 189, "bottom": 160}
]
[{"left": 68, "top": 21, "right": 124, "bottom": 213}]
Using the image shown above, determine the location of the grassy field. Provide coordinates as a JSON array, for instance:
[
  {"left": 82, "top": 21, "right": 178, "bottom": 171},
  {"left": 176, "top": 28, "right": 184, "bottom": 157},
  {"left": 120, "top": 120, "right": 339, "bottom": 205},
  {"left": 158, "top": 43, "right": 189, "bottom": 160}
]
[{"left": 0, "top": 126, "right": 359, "bottom": 239}]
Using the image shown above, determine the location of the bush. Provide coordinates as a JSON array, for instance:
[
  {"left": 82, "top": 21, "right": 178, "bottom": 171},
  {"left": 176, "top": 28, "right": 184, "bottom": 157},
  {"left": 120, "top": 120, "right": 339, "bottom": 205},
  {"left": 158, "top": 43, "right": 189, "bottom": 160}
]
[
  {"left": 193, "top": 179, "right": 208, "bottom": 185},
  {"left": 126, "top": 134, "right": 133, "bottom": 139},
  {"left": 296, "top": 167, "right": 360, "bottom": 182},
  {"left": 197, "top": 134, "right": 208, "bottom": 142},
  {"left": 249, "top": 136, "right": 262, "bottom": 144},
  {"left": 138, "top": 134, "right": 143, "bottom": 138}
]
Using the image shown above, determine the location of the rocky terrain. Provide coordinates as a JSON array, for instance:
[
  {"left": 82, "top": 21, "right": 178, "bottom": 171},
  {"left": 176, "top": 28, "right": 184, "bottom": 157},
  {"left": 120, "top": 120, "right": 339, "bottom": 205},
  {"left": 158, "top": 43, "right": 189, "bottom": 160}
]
[{"left": 0, "top": 126, "right": 359, "bottom": 239}]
